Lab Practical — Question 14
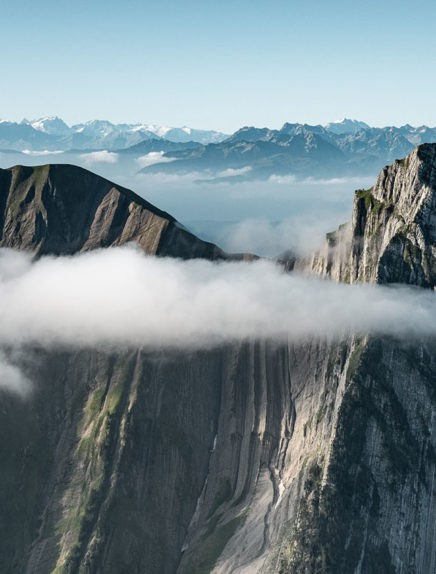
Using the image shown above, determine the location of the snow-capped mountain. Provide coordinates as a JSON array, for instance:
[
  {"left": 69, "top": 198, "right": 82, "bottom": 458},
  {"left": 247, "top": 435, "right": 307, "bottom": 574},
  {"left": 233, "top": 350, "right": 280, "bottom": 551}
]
[
  {"left": 24, "top": 116, "right": 71, "bottom": 136},
  {"left": 324, "top": 118, "right": 371, "bottom": 134},
  {"left": 138, "top": 120, "right": 436, "bottom": 181},
  {"left": 0, "top": 117, "right": 229, "bottom": 151},
  {"left": 2, "top": 117, "right": 436, "bottom": 183}
]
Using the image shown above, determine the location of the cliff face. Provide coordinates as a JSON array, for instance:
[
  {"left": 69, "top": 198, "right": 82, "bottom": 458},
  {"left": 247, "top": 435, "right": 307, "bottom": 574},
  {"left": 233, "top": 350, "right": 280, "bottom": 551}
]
[
  {"left": 307, "top": 143, "right": 436, "bottom": 286},
  {"left": 0, "top": 154, "right": 435, "bottom": 574}
]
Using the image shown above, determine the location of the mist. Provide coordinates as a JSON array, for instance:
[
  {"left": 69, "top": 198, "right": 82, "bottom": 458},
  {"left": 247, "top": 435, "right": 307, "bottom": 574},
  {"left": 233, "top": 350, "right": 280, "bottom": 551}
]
[
  {"left": 0, "top": 247, "right": 434, "bottom": 354},
  {"left": 0, "top": 352, "right": 31, "bottom": 396}
]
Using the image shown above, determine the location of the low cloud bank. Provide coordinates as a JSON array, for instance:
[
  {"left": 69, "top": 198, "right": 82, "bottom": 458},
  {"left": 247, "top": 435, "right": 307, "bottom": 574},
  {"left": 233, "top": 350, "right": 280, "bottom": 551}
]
[
  {"left": 135, "top": 151, "right": 177, "bottom": 169},
  {"left": 0, "top": 247, "right": 435, "bottom": 354},
  {"left": 79, "top": 151, "right": 119, "bottom": 165},
  {"left": 216, "top": 166, "right": 252, "bottom": 178},
  {"left": 22, "top": 149, "right": 64, "bottom": 156}
]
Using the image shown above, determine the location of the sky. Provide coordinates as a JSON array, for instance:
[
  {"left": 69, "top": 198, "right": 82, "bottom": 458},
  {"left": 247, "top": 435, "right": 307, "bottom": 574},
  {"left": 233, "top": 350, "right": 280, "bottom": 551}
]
[{"left": 1, "top": 0, "right": 436, "bottom": 131}]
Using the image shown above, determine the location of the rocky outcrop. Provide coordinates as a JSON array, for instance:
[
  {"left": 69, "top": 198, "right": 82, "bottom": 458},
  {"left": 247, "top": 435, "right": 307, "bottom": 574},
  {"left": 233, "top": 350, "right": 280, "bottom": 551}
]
[
  {"left": 0, "top": 150, "right": 435, "bottom": 574},
  {"left": 306, "top": 143, "right": 436, "bottom": 286}
]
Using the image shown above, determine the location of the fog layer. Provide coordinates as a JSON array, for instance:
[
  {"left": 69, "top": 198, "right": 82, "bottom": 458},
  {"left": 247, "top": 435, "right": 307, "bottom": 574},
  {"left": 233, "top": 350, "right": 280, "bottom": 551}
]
[{"left": 0, "top": 247, "right": 433, "bottom": 352}]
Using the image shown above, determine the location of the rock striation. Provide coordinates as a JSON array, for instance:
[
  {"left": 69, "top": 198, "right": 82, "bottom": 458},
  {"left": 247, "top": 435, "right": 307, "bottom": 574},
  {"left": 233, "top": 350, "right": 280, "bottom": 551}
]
[{"left": 0, "top": 150, "right": 435, "bottom": 574}]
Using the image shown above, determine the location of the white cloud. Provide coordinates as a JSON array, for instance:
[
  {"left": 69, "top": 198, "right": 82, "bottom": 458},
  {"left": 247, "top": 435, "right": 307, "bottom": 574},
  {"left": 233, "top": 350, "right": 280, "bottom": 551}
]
[
  {"left": 135, "top": 151, "right": 177, "bottom": 169},
  {"left": 216, "top": 166, "right": 252, "bottom": 178},
  {"left": 0, "top": 352, "right": 31, "bottom": 396},
  {"left": 22, "top": 149, "right": 64, "bottom": 156},
  {"left": 0, "top": 248, "right": 33, "bottom": 281},
  {"left": 135, "top": 171, "right": 205, "bottom": 185},
  {"left": 268, "top": 174, "right": 297, "bottom": 185},
  {"left": 268, "top": 174, "right": 375, "bottom": 187},
  {"left": 0, "top": 247, "right": 434, "bottom": 356},
  {"left": 79, "top": 151, "right": 119, "bottom": 165},
  {"left": 302, "top": 176, "right": 375, "bottom": 186}
]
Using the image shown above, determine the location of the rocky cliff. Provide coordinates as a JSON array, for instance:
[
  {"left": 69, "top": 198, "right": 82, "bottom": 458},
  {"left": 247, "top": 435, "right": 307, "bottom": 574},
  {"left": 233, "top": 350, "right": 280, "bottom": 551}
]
[
  {"left": 0, "top": 153, "right": 435, "bottom": 574},
  {"left": 306, "top": 143, "right": 436, "bottom": 287}
]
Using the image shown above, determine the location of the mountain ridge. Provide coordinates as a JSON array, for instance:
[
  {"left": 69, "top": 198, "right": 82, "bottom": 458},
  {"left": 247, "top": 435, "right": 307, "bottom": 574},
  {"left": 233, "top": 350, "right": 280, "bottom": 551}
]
[
  {"left": 3, "top": 117, "right": 436, "bottom": 184},
  {"left": 0, "top": 163, "right": 232, "bottom": 260},
  {"left": 0, "top": 118, "right": 228, "bottom": 150},
  {"left": 138, "top": 123, "right": 436, "bottom": 181}
]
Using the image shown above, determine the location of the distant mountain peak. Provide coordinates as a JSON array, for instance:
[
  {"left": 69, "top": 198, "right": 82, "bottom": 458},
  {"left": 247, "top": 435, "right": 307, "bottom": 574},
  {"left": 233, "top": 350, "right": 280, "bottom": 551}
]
[
  {"left": 324, "top": 118, "right": 370, "bottom": 134},
  {"left": 27, "top": 116, "right": 71, "bottom": 136}
]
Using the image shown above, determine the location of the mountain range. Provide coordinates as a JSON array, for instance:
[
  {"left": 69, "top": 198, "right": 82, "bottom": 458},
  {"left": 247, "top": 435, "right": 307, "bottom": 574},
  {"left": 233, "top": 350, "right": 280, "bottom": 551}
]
[
  {"left": 0, "top": 117, "right": 228, "bottom": 150},
  {"left": 2, "top": 117, "right": 436, "bottom": 182},
  {"left": 0, "top": 145, "right": 435, "bottom": 572},
  {"left": 140, "top": 121, "right": 436, "bottom": 181}
]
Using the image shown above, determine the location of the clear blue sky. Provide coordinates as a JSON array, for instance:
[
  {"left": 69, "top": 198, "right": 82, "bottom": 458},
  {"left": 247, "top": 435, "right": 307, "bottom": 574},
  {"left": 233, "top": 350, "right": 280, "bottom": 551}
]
[{"left": 1, "top": 0, "right": 435, "bottom": 131}]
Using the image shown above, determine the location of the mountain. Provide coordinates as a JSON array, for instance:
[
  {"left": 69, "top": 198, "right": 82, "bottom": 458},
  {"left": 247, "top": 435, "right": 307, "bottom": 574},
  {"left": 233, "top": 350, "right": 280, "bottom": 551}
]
[
  {"left": 395, "top": 124, "right": 436, "bottom": 146},
  {"left": 25, "top": 116, "right": 71, "bottom": 136},
  {"left": 0, "top": 120, "right": 56, "bottom": 151},
  {"left": 138, "top": 121, "right": 436, "bottom": 181},
  {"left": 334, "top": 126, "right": 413, "bottom": 158},
  {"left": 0, "top": 118, "right": 228, "bottom": 151},
  {"left": 67, "top": 120, "right": 162, "bottom": 151},
  {"left": 144, "top": 125, "right": 227, "bottom": 144},
  {"left": 324, "top": 117, "right": 371, "bottom": 134},
  {"left": 0, "top": 149, "right": 435, "bottom": 573},
  {"left": 0, "top": 164, "right": 227, "bottom": 259},
  {"left": 307, "top": 143, "right": 436, "bottom": 286},
  {"left": 140, "top": 129, "right": 346, "bottom": 180},
  {"left": 2, "top": 118, "right": 436, "bottom": 183},
  {"left": 120, "top": 138, "right": 200, "bottom": 155}
]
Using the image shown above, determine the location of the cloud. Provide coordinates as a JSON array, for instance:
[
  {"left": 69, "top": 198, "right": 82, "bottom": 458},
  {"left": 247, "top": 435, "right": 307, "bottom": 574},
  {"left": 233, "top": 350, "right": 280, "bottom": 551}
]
[
  {"left": 0, "top": 352, "right": 31, "bottom": 396},
  {"left": 211, "top": 214, "right": 351, "bottom": 257},
  {"left": 216, "top": 166, "right": 252, "bottom": 178},
  {"left": 268, "top": 174, "right": 297, "bottom": 185},
  {"left": 22, "top": 149, "right": 64, "bottom": 156},
  {"left": 302, "top": 176, "right": 376, "bottom": 187},
  {"left": 268, "top": 174, "right": 374, "bottom": 187},
  {"left": 0, "top": 248, "right": 34, "bottom": 280},
  {"left": 79, "top": 151, "right": 119, "bottom": 165},
  {"left": 135, "top": 171, "right": 206, "bottom": 185},
  {"left": 135, "top": 151, "right": 177, "bottom": 169},
  {"left": 0, "top": 247, "right": 435, "bottom": 356}
]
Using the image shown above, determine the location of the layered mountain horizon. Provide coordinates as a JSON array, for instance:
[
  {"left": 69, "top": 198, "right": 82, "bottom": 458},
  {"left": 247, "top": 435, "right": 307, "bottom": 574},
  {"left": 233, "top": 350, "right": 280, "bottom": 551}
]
[
  {"left": 0, "top": 116, "right": 229, "bottom": 150},
  {"left": 2, "top": 116, "right": 436, "bottom": 183}
]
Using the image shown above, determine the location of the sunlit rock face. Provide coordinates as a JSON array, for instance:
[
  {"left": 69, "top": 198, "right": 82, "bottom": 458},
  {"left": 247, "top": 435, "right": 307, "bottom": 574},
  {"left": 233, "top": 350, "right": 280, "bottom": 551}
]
[{"left": 0, "top": 151, "right": 435, "bottom": 574}]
